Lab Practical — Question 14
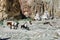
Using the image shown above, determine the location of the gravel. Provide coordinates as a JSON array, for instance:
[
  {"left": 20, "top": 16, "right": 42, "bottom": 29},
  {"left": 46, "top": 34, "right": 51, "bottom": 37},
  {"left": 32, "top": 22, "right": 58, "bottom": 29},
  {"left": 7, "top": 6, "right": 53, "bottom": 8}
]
[{"left": 0, "top": 19, "right": 60, "bottom": 40}]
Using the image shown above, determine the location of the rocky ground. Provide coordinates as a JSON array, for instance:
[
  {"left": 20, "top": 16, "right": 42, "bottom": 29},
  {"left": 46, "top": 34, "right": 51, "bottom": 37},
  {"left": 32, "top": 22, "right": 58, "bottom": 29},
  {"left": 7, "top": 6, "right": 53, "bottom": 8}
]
[{"left": 0, "top": 18, "right": 60, "bottom": 40}]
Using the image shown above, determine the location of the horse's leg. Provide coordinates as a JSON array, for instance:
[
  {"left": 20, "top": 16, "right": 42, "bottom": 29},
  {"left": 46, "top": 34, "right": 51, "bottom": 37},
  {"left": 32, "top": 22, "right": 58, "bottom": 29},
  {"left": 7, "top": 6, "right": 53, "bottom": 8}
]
[
  {"left": 15, "top": 26, "right": 17, "bottom": 29},
  {"left": 25, "top": 26, "right": 30, "bottom": 30},
  {"left": 21, "top": 26, "right": 22, "bottom": 28},
  {"left": 21, "top": 25, "right": 24, "bottom": 28},
  {"left": 16, "top": 25, "right": 18, "bottom": 29},
  {"left": 12, "top": 26, "right": 14, "bottom": 29},
  {"left": 10, "top": 26, "right": 12, "bottom": 29},
  {"left": 13, "top": 25, "right": 17, "bottom": 29},
  {"left": 13, "top": 26, "right": 15, "bottom": 29}
]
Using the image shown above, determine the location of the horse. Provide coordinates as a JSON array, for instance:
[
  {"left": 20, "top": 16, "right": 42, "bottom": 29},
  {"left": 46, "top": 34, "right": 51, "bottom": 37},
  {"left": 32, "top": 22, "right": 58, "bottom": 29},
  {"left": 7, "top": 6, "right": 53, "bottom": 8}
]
[
  {"left": 21, "top": 25, "right": 30, "bottom": 30},
  {"left": 7, "top": 21, "right": 19, "bottom": 29},
  {"left": 21, "top": 22, "right": 30, "bottom": 30}
]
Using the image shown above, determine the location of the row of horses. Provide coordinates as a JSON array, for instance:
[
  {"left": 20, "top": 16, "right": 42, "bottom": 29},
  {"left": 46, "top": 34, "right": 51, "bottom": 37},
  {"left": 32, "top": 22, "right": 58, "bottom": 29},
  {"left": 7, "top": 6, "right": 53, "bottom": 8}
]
[
  {"left": 7, "top": 21, "right": 32, "bottom": 30},
  {"left": 7, "top": 20, "right": 52, "bottom": 30}
]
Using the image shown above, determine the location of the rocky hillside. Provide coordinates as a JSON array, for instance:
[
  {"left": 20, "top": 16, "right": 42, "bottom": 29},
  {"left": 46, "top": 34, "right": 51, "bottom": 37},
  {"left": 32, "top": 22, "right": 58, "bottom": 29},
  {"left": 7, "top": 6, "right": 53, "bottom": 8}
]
[{"left": 0, "top": 0, "right": 60, "bottom": 20}]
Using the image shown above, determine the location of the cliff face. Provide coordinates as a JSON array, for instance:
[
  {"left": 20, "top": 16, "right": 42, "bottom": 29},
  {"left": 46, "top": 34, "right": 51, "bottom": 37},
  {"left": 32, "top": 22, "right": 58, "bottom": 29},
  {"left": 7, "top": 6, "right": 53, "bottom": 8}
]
[
  {"left": 0, "top": 0, "right": 60, "bottom": 20},
  {"left": 18, "top": 0, "right": 60, "bottom": 18},
  {"left": 0, "top": 0, "right": 21, "bottom": 20},
  {"left": 6, "top": 0, "right": 20, "bottom": 17},
  {"left": 54, "top": 0, "right": 60, "bottom": 17}
]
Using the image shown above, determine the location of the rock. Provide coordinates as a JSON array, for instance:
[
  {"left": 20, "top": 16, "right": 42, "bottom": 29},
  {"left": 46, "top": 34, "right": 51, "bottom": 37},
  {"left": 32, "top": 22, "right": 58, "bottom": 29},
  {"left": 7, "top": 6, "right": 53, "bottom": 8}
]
[{"left": 56, "top": 29, "right": 60, "bottom": 36}]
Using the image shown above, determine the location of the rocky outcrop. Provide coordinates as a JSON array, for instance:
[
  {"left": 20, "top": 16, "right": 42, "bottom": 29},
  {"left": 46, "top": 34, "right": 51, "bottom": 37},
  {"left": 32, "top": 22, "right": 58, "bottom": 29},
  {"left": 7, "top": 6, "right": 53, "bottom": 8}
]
[
  {"left": 6, "top": 0, "right": 20, "bottom": 17},
  {"left": 0, "top": 0, "right": 7, "bottom": 20},
  {"left": 0, "top": 0, "right": 60, "bottom": 20}
]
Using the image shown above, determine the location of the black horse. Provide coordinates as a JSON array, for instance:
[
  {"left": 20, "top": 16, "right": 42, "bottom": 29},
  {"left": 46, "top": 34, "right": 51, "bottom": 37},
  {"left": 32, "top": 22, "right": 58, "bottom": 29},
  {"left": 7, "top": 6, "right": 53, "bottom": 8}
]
[{"left": 21, "top": 24, "right": 30, "bottom": 30}]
